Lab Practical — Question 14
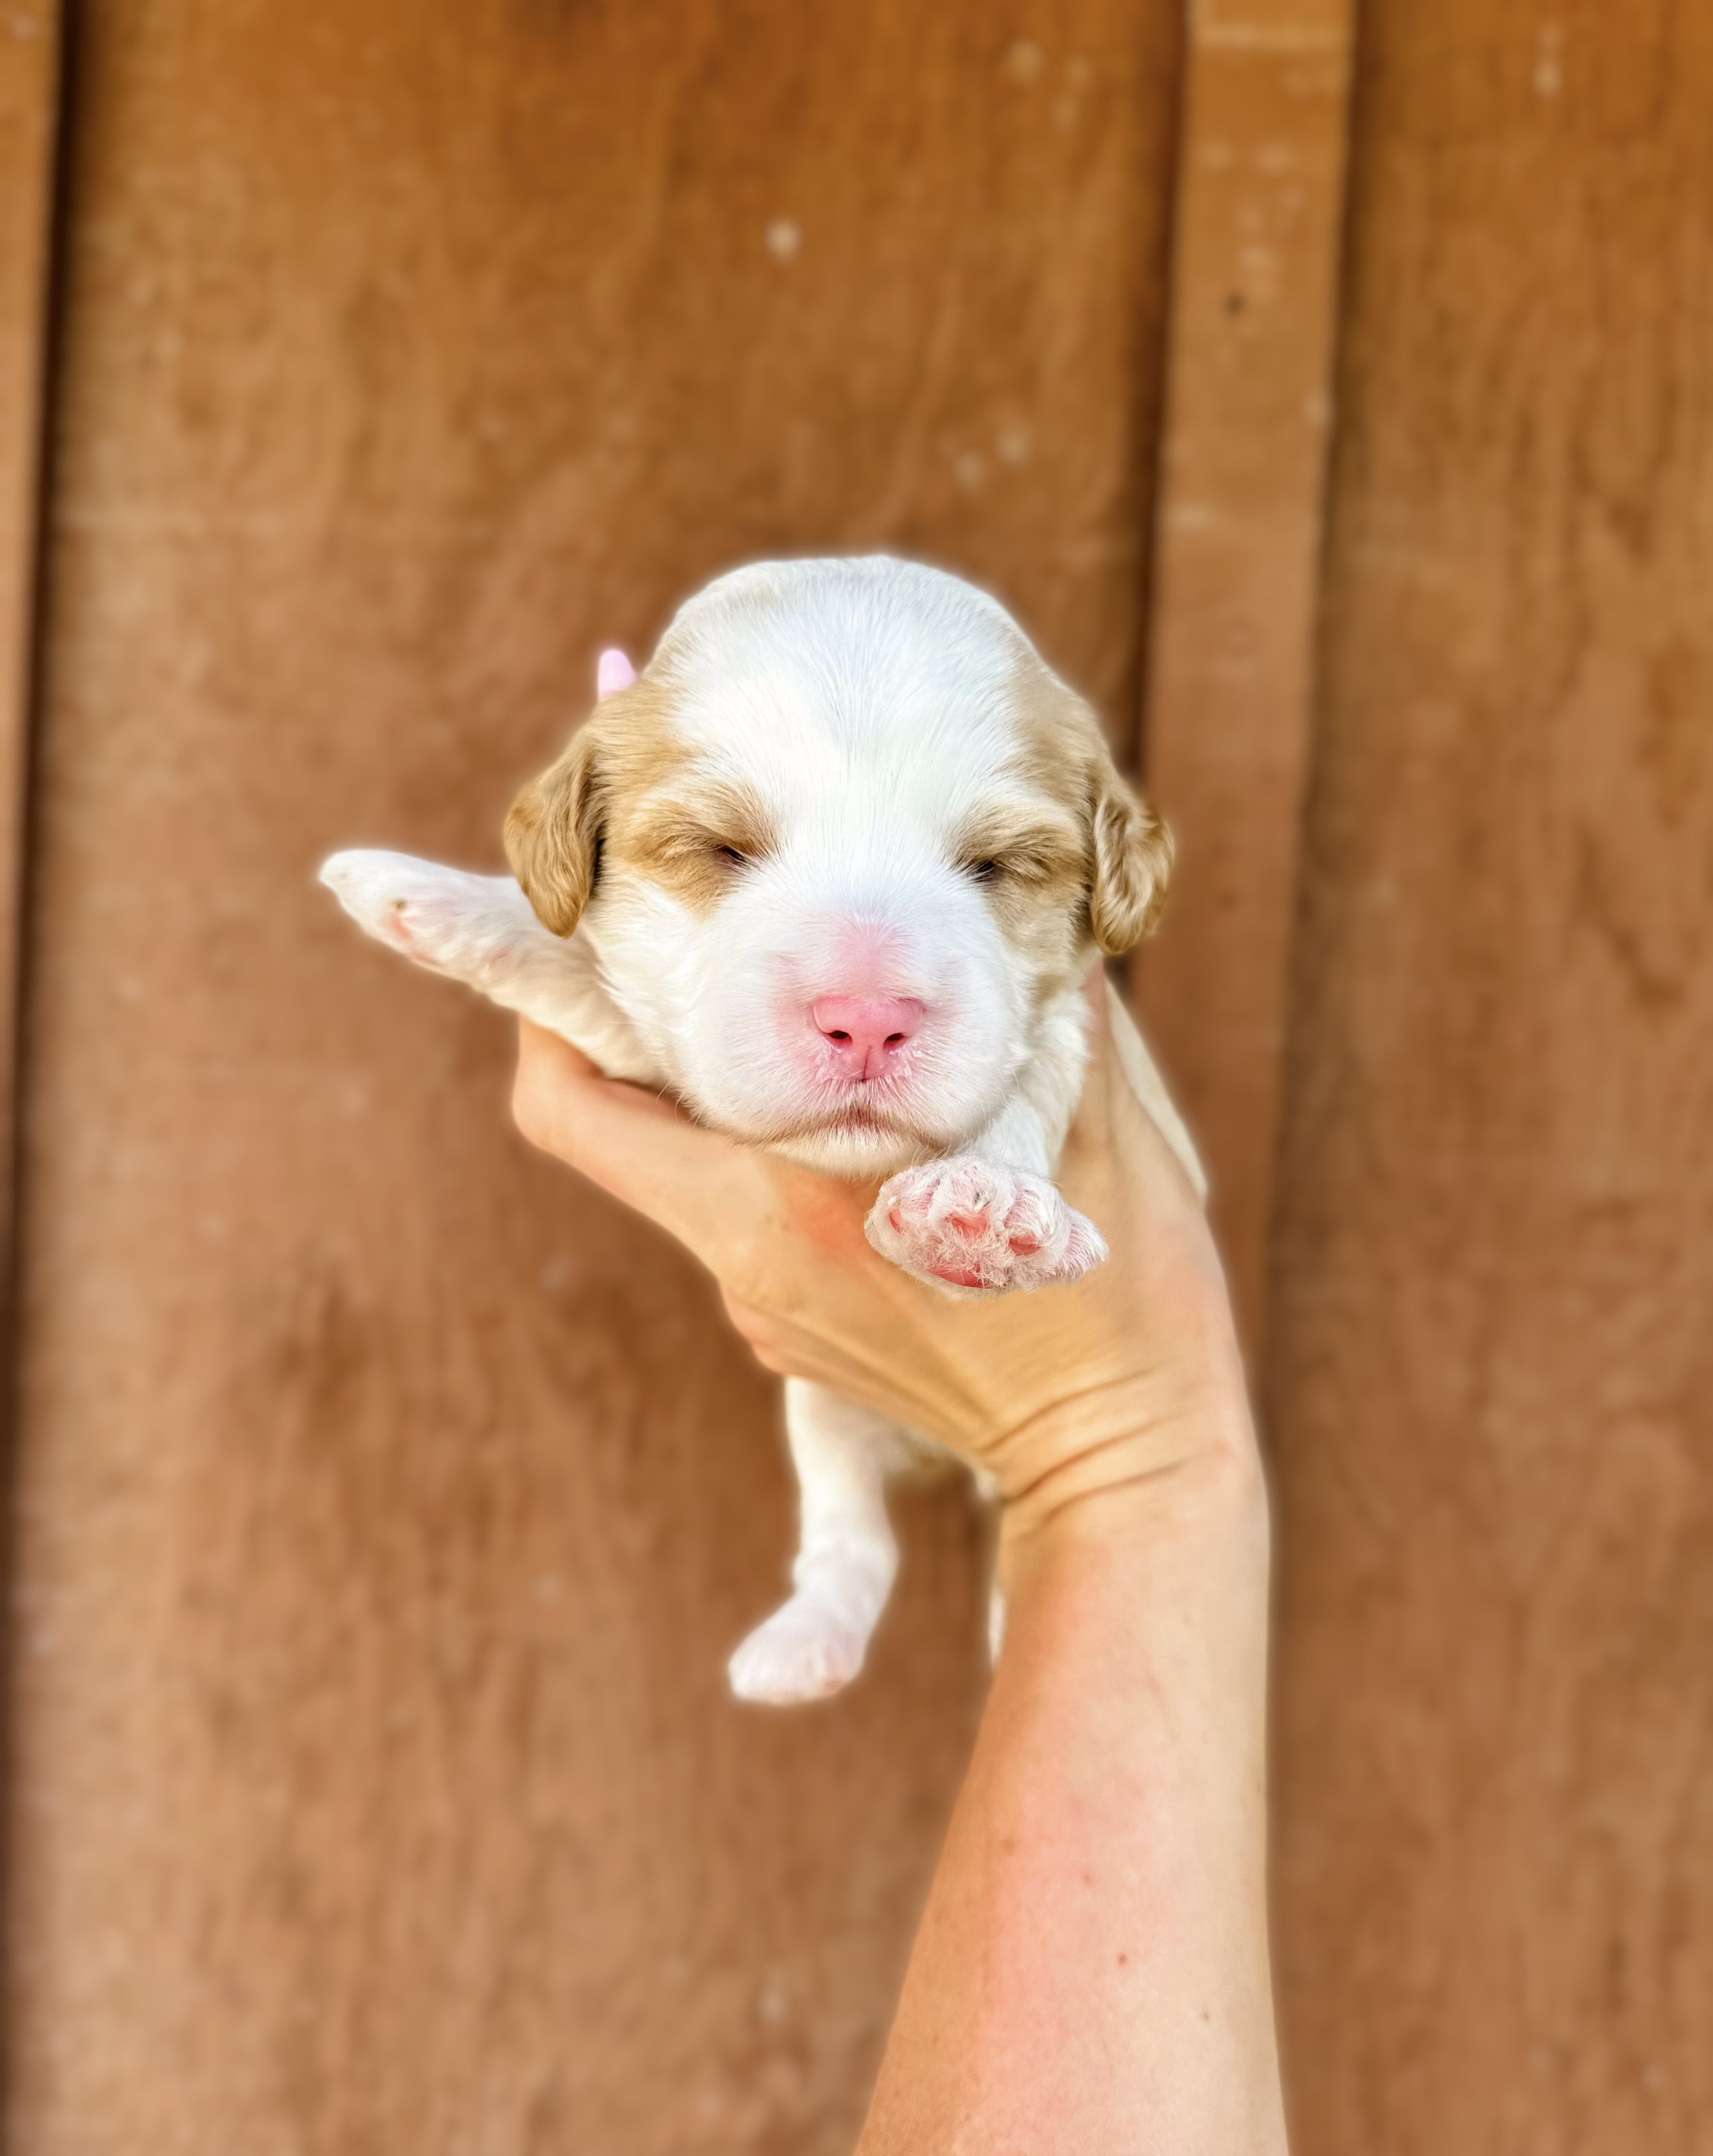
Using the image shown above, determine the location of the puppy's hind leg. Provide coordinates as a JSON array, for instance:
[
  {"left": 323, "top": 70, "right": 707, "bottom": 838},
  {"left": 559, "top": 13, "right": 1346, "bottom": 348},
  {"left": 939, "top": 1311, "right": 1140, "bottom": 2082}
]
[{"left": 728, "top": 1380, "right": 913, "bottom": 1707}]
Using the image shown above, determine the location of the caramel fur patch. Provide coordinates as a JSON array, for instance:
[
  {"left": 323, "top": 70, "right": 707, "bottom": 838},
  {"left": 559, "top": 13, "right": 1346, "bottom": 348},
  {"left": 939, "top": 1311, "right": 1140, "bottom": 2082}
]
[
  {"left": 505, "top": 674, "right": 780, "bottom": 930},
  {"left": 1006, "top": 652, "right": 1173, "bottom": 957},
  {"left": 504, "top": 674, "right": 691, "bottom": 934},
  {"left": 950, "top": 794, "right": 1089, "bottom": 988},
  {"left": 615, "top": 773, "right": 778, "bottom": 913}
]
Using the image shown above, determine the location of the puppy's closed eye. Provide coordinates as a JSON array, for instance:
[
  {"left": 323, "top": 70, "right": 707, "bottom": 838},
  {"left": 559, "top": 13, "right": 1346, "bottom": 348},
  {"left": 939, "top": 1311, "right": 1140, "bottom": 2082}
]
[
  {"left": 665, "top": 830, "right": 754, "bottom": 880},
  {"left": 646, "top": 823, "right": 758, "bottom": 872},
  {"left": 956, "top": 819, "right": 1083, "bottom": 893},
  {"left": 620, "top": 780, "right": 776, "bottom": 908}
]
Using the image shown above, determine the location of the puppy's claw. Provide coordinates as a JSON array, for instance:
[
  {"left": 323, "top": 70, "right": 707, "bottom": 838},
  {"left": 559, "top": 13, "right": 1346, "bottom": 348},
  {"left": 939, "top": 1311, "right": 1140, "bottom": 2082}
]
[{"left": 865, "top": 1156, "right": 1106, "bottom": 1295}]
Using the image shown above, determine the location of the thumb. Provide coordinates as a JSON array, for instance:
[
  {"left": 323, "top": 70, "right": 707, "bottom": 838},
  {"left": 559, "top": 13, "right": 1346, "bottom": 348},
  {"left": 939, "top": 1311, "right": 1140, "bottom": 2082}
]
[{"left": 511, "top": 1019, "right": 776, "bottom": 1261}]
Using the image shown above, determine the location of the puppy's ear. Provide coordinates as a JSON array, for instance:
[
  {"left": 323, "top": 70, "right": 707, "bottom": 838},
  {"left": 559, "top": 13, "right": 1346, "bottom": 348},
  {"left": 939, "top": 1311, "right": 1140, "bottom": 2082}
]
[
  {"left": 504, "top": 722, "right": 604, "bottom": 936},
  {"left": 1087, "top": 758, "right": 1173, "bottom": 954}
]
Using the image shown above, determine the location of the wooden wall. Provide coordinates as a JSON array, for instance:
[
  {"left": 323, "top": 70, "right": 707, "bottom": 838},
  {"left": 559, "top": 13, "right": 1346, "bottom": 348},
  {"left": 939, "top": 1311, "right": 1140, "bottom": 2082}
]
[
  {"left": 0, "top": 1, "right": 1708, "bottom": 2152},
  {"left": 1267, "top": 2, "right": 1713, "bottom": 2145},
  {"left": 3, "top": 4, "right": 1183, "bottom": 2153}
]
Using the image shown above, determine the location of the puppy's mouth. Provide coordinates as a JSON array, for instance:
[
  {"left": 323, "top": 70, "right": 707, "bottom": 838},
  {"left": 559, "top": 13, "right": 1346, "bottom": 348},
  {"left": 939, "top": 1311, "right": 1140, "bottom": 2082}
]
[
  {"left": 740, "top": 1095, "right": 952, "bottom": 1151},
  {"left": 729, "top": 1074, "right": 953, "bottom": 1147}
]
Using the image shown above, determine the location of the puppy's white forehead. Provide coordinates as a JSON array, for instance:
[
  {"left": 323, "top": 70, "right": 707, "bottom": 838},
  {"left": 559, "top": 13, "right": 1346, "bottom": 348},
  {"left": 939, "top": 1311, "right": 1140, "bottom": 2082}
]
[{"left": 652, "top": 558, "right": 1038, "bottom": 827}]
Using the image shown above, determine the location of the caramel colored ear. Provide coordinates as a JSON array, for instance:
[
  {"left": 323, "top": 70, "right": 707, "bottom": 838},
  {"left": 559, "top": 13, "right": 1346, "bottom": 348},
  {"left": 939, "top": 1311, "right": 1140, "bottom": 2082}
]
[
  {"left": 1088, "top": 763, "right": 1173, "bottom": 954},
  {"left": 504, "top": 723, "right": 603, "bottom": 936}
]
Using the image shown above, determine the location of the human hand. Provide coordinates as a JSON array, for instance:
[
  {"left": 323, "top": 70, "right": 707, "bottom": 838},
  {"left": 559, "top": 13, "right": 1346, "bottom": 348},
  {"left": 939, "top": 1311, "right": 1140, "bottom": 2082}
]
[
  {"left": 516, "top": 977, "right": 1282, "bottom": 2153},
  {"left": 511, "top": 972, "right": 1255, "bottom": 1547}
]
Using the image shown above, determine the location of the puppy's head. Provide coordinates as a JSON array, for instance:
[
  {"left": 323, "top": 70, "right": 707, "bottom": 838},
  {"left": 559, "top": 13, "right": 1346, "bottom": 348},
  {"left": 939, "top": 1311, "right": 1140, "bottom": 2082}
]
[{"left": 506, "top": 558, "right": 1170, "bottom": 1173}]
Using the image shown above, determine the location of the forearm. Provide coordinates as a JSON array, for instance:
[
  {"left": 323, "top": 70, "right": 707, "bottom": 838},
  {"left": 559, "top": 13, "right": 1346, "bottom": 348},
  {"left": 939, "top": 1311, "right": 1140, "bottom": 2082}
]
[{"left": 857, "top": 1432, "right": 1285, "bottom": 2155}]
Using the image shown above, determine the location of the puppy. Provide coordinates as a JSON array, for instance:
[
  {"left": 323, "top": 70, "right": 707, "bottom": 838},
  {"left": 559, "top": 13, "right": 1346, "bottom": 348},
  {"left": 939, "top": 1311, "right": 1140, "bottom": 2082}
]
[{"left": 321, "top": 557, "right": 1203, "bottom": 1705}]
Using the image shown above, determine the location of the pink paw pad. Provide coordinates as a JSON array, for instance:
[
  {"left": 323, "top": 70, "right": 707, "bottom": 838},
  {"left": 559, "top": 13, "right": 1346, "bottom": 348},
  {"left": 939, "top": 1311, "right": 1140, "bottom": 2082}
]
[{"left": 865, "top": 1157, "right": 1107, "bottom": 1296}]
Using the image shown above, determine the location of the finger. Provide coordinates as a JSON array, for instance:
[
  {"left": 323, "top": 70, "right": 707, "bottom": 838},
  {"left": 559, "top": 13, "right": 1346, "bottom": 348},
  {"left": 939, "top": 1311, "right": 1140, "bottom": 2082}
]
[
  {"left": 721, "top": 1291, "right": 892, "bottom": 1402},
  {"left": 514, "top": 1018, "right": 679, "bottom": 1126},
  {"left": 720, "top": 1289, "right": 765, "bottom": 1337},
  {"left": 513, "top": 1019, "right": 776, "bottom": 1258},
  {"left": 513, "top": 1019, "right": 659, "bottom": 1161},
  {"left": 515, "top": 1017, "right": 598, "bottom": 1084},
  {"left": 720, "top": 1291, "right": 793, "bottom": 1374}
]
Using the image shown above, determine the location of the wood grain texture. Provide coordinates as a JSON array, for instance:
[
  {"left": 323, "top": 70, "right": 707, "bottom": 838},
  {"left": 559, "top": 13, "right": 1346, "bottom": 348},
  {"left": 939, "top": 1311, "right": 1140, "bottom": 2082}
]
[
  {"left": 1268, "top": 0, "right": 1713, "bottom": 2147},
  {"left": 0, "top": 0, "right": 60, "bottom": 1216},
  {"left": 3, "top": 3, "right": 1181, "bottom": 2150},
  {"left": 1135, "top": 0, "right": 1353, "bottom": 1350}
]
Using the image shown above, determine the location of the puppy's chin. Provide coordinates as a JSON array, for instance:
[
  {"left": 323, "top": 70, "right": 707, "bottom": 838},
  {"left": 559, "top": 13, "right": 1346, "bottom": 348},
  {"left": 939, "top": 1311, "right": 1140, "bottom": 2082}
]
[{"left": 764, "top": 1122, "right": 937, "bottom": 1179}]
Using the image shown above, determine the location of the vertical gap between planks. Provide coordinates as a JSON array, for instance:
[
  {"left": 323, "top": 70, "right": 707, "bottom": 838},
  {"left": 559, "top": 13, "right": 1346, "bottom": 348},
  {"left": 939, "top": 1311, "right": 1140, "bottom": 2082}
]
[
  {"left": 0, "top": 0, "right": 68, "bottom": 2130},
  {"left": 1133, "top": 0, "right": 1356, "bottom": 1358},
  {"left": 0, "top": 0, "right": 65, "bottom": 1233}
]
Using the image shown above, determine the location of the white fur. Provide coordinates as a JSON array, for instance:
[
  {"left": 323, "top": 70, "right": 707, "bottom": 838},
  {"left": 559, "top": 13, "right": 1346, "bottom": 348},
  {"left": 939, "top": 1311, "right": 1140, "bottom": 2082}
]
[
  {"left": 321, "top": 558, "right": 1203, "bottom": 1705},
  {"left": 585, "top": 562, "right": 1083, "bottom": 1177}
]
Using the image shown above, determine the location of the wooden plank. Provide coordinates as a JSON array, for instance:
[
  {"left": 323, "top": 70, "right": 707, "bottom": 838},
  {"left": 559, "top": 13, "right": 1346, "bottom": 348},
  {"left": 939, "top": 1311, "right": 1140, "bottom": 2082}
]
[
  {"left": 4, "top": 3, "right": 1183, "bottom": 2148},
  {"left": 1134, "top": 0, "right": 1354, "bottom": 1350},
  {"left": 0, "top": 0, "right": 61, "bottom": 1220},
  {"left": 1268, "top": 1, "right": 1713, "bottom": 2148}
]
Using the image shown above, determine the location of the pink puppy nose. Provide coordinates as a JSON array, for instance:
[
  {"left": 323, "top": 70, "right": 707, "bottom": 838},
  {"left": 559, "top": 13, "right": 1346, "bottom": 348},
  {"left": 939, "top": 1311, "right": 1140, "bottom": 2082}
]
[{"left": 811, "top": 995, "right": 924, "bottom": 1081}]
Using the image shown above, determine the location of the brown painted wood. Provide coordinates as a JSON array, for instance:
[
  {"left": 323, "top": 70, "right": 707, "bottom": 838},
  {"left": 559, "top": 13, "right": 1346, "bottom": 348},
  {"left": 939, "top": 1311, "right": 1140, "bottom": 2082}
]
[
  {"left": 0, "top": 0, "right": 61, "bottom": 1216},
  {"left": 1268, "top": 1, "right": 1713, "bottom": 2148},
  {"left": 3, "top": 3, "right": 1182, "bottom": 2148},
  {"left": 1135, "top": 0, "right": 1354, "bottom": 1352}
]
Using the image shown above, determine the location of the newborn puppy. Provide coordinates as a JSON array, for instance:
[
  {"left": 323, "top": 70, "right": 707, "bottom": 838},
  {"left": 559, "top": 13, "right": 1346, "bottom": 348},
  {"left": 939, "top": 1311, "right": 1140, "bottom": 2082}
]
[{"left": 322, "top": 556, "right": 1203, "bottom": 1704}]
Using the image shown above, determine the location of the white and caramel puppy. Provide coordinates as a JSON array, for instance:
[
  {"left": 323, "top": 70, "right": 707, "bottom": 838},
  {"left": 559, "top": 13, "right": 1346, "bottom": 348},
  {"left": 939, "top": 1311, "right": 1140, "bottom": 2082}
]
[{"left": 322, "top": 557, "right": 1202, "bottom": 1704}]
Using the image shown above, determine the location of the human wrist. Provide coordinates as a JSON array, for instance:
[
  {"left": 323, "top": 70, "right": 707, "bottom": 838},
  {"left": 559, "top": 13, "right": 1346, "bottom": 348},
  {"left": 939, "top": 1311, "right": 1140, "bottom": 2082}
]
[
  {"left": 992, "top": 1349, "right": 1261, "bottom": 1561},
  {"left": 983, "top": 1257, "right": 1255, "bottom": 1518}
]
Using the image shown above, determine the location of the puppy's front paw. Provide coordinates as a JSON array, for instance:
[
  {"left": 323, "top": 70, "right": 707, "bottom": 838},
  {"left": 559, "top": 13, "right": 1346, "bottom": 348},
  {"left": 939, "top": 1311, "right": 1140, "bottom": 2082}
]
[
  {"left": 728, "top": 1591, "right": 870, "bottom": 1706},
  {"left": 865, "top": 1157, "right": 1107, "bottom": 1294},
  {"left": 319, "top": 851, "right": 522, "bottom": 987}
]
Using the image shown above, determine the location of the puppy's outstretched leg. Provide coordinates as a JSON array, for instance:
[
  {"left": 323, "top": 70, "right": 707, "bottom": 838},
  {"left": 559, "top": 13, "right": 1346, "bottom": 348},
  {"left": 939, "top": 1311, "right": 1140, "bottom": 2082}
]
[
  {"left": 728, "top": 1380, "right": 913, "bottom": 1707},
  {"left": 319, "top": 850, "right": 652, "bottom": 1080}
]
